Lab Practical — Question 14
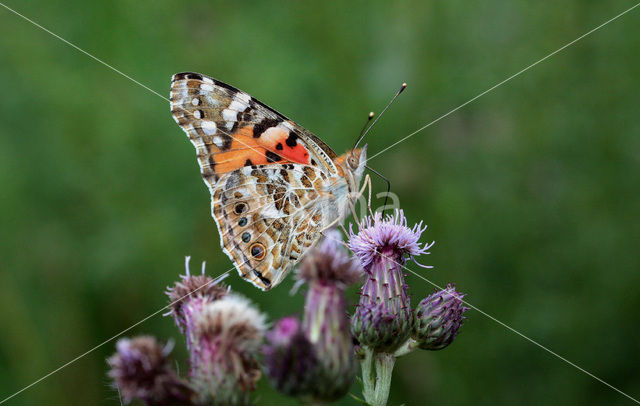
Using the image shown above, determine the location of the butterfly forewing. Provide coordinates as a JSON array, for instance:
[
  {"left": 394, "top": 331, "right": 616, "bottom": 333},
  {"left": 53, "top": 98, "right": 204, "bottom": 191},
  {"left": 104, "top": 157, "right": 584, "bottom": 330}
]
[{"left": 170, "top": 72, "right": 338, "bottom": 181}]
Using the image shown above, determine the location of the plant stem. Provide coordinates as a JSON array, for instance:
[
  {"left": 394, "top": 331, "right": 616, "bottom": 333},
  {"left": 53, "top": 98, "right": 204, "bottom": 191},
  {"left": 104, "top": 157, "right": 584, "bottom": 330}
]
[
  {"left": 361, "top": 347, "right": 376, "bottom": 404},
  {"left": 393, "top": 338, "right": 418, "bottom": 357},
  {"left": 373, "top": 352, "right": 395, "bottom": 406}
]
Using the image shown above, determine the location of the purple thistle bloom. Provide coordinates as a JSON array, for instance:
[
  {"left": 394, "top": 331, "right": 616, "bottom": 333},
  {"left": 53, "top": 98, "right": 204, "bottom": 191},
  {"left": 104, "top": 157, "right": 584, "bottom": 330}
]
[
  {"left": 348, "top": 210, "right": 431, "bottom": 269},
  {"left": 296, "top": 230, "right": 361, "bottom": 401},
  {"left": 262, "top": 316, "right": 318, "bottom": 397},
  {"left": 107, "top": 336, "right": 194, "bottom": 405},
  {"left": 349, "top": 210, "right": 433, "bottom": 353},
  {"left": 413, "top": 283, "right": 468, "bottom": 350}
]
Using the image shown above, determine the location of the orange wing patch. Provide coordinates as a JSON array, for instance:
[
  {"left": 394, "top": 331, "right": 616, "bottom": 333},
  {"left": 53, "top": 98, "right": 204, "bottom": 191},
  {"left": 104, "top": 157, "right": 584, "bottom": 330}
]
[
  {"left": 259, "top": 126, "right": 310, "bottom": 165},
  {"left": 212, "top": 126, "right": 310, "bottom": 174}
]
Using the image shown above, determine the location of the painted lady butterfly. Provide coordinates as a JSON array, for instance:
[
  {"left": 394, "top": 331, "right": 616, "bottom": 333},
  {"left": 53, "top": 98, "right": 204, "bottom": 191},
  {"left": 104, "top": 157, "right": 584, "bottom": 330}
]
[{"left": 170, "top": 72, "right": 366, "bottom": 290}]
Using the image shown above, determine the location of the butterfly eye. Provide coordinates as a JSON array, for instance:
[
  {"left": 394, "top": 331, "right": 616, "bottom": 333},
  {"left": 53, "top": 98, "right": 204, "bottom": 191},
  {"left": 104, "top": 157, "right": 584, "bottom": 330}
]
[
  {"left": 250, "top": 243, "right": 265, "bottom": 260},
  {"left": 347, "top": 155, "right": 358, "bottom": 169}
]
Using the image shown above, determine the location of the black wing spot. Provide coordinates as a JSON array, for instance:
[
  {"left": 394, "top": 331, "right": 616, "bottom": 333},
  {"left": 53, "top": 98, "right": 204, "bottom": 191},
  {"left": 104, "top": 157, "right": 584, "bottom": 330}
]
[
  {"left": 244, "top": 159, "right": 253, "bottom": 167},
  {"left": 276, "top": 143, "right": 283, "bottom": 150},
  {"left": 250, "top": 243, "right": 266, "bottom": 260},
  {"left": 252, "top": 270, "right": 271, "bottom": 287},
  {"left": 266, "top": 151, "right": 282, "bottom": 163},
  {"left": 253, "top": 118, "right": 281, "bottom": 138},
  {"left": 285, "top": 133, "right": 298, "bottom": 147},
  {"left": 185, "top": 73, "right": 203, "bottom": 80}
]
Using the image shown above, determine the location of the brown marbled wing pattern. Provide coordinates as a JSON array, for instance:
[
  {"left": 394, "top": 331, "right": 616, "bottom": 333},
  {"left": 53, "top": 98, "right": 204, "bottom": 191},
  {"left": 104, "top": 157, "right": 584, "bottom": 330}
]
[{"left": 212, "top": 164, "right": 331, "bottom": 290}]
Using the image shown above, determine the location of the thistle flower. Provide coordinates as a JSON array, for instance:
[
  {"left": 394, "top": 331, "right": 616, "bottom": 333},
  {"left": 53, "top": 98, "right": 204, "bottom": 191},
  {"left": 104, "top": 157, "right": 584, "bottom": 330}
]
[
  {"left": 413, "top": 284, "right": 468, "bottom": 350},
  {"left": 349, "top": 210, "right": 433, "bottom": 353},
  {"left": 189, "top": 294, "right": 266, "bottom": 405},
  {"left": 166, "top": 257, "right": 228, "bottom": 331},
  {"left": 166, "top": 258, "right": 265, "bottom": 405},
  {"left": 296, "top": 230, "right": 361, "bottom": 401},
  {"left": 107, "top": 336, "right": 193, "bottom": 405},
  {"left": 262, "top": 316, "right": 317, "bottom": 397}
]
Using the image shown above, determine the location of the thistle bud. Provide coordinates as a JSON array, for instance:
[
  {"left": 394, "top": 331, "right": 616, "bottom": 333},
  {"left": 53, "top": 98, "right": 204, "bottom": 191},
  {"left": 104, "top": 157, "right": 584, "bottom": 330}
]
[
  {"left": 263, "top": 316, "right": 317, "bottom": 397},
  {"left": 107, "top": 336, "right": 194, "bottom": 405},
  {"left": 413, "top": 284, "right": 468, "bottom": 350},
  {"left": 349, "top": 210, "right": 432, "bottom": 353},
  {"left": 296, "top": 230, "right": 361, "bottom": 401}
]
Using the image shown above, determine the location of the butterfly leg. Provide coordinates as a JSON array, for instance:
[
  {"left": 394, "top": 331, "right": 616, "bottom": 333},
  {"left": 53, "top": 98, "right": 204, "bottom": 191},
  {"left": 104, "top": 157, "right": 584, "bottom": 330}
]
[
  {"left": 320, "top": 215, "right": 343, "bottom": 233},
  {"left": 355, "top": 173, "right": 374, "bottom": 218}
]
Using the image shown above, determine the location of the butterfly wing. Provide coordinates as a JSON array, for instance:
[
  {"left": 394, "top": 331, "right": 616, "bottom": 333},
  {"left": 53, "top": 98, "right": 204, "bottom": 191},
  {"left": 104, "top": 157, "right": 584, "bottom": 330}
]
[
  {"left": 170, "top": 72, "right": 338, "bottom": 183},
  {"left": 211, "top": 164, "right": 332, "bottom": 290},
  {"left": 170, "top": 72, "right": 346, "bottom": 289}
]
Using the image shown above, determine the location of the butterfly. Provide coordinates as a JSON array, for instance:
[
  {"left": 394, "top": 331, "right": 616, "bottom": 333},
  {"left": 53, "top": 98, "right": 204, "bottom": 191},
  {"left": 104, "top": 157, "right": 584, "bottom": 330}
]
[{"left": 170, "top": 72, "right": 366, "bottom": 290}]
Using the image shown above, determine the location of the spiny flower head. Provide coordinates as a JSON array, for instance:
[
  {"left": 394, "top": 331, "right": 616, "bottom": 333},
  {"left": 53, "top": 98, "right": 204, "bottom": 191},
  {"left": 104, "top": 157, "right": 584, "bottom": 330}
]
[
  {"left": 189, "top": 293, "right": 267, "bottom": 404},
  {"left": 413, "top": 283, "right": 468, "bottom": 350},
  {"left": 194, "top": 294, "right": 267, "bottom": 360},
  {"left": 107, "top": 336, "right": 193, "bottom": 405},
  {"left": 165, "top": 257, "right": 228, "bottom": 330},
  {"left": 349, "top": 210, "right": 433, "bottom": 353}
]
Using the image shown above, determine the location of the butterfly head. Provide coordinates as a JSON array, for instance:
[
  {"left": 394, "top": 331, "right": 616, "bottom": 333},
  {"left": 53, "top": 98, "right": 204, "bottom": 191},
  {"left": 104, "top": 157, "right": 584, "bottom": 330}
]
[
  {"left": 347, "top": 145, "right": 367, "bottom": 171},
  {"left": 345, "top": 145, "right": 367, "bottom": 189}
]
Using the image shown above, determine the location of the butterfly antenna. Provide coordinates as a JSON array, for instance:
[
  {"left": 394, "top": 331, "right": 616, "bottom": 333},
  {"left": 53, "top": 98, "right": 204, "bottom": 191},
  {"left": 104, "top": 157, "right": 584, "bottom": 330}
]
[
  {"left": 359, "top": 112, "right": 375, "bottom": 137},
  {"left": 365, "top": 165, "right": 391, "bottom": 215},
  {"left": 354, "top": 83, "right": 407, "bottom": 149}
]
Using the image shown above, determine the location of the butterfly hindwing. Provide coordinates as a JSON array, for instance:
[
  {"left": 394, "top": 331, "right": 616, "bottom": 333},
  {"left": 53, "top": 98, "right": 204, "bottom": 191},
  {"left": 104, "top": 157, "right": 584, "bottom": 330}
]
[{"left": 211, "top": 164, "right": 328, "bottom": 289}]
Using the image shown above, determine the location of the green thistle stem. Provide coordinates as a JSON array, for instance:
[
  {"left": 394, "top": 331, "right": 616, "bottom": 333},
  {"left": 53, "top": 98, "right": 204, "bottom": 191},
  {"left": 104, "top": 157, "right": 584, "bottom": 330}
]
[
  {"left": 373, "top": 353, "right": 395, "bottom": 406},
  {"left": 361, "top": 347, "right": 376, "bottom": 404},
  {"left": 393, "top": 338, "right": 419, "bottom": 358},
  {"left": 360, "top": 348, "right": 396, "bottom": 406}
]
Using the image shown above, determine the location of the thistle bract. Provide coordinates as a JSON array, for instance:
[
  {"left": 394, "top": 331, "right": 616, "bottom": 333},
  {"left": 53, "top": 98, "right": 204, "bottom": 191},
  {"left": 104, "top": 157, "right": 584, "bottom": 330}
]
[{"left": 413, "top": 284, "right": 468, "bottom": 350}]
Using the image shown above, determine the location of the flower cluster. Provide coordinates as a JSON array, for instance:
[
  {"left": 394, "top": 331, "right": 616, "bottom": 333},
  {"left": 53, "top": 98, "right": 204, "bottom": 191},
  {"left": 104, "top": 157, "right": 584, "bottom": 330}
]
[
  {"left": 108, "top": 258, "right": 266, "bottom": 406},
  {"left": 348, "top": 210, "right": 468, "bottom": 405},
  {"left": 107, "top": 211, "right": 469, "bottom": 406}
]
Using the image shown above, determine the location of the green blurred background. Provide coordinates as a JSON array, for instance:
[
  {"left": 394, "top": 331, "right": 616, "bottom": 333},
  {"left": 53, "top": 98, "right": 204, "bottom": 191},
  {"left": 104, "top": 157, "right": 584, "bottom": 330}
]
[{"left": 1, "top": 0, "right": 639, "bottom": 404}]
